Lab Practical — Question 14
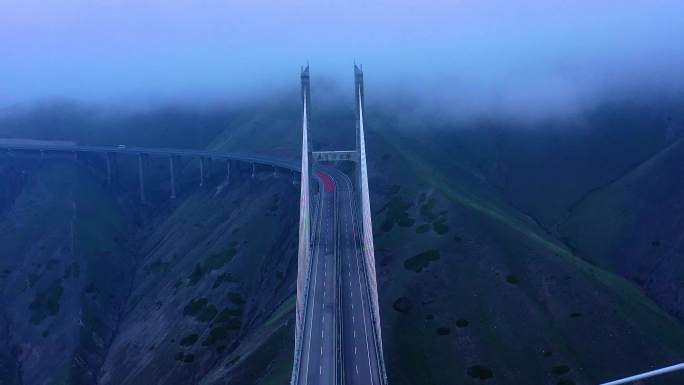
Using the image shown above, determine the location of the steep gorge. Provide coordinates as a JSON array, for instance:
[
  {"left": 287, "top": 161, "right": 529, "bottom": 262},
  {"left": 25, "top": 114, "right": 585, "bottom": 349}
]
[{"left": 0, "top": 153, "right": 299, "bottom": 385}]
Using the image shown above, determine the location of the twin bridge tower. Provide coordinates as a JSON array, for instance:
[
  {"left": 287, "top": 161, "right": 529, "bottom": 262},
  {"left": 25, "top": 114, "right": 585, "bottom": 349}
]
[{"left": 292, "top": 65, "right": 388, "bottom": 385}]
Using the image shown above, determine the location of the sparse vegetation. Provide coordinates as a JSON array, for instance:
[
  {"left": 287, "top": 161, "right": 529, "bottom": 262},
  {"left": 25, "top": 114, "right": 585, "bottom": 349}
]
[
  {"left": 203, "top": 326, "right": 229, "bottom": 346},
  {"left": 180, "top": 334, "right": 199, "bottom": 346},
  {"left": 224, "top": 317, "right": 242, "bottom": 330},
  {"left": 228, "top": 291, "right": 245, "bottom": 305},
  {"left": 420, "top": 198, "right": 437, "bottom": 221},
  {"left": 404, "top": 250, "right": 440, "bottom": 272},
  {"left": 204, "top": 247, "right": 238, "bottom": 272},
  {"left": 225, "top": 354, "right": 241, "bottom": 368},
  {"left": 432, "top": 218, "right": 449, "bottom": 234},
  {"left": 215, "top": 307, "right": 243, "bottom": 322},
  {"left": 552, "top": 365, "right": 570, "bottom": 375},
  {"left": 29, "top": 279, "right": 64, "bottom": 324},
  {"left": 506, "top": 275, "right": 519, "bottom": 285},
  {"left": 392, "top": 297, "right": 412, "bottom": 313},
  {"left": 381, "top": 195, "right": 415, "bottom": 231},
  {"left": 212, "top": 272, "right": 235, "bottom": 288},
  {"left": 188, "top": 263, "right": 204, "bottom": 286},
  {"left": 183, "top": 298, "right": 208, "bottom": 316},
  {"left": 196, "top": 304, "right": 218, "bottom": 322},
  {"left": 467, "top": 365, "right": 494, "bottom": 380}
]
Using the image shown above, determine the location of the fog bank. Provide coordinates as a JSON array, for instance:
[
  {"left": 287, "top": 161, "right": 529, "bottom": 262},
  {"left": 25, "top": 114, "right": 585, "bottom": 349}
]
[{"left": 1, "top": 0, "right": 683, "bottom": 120}]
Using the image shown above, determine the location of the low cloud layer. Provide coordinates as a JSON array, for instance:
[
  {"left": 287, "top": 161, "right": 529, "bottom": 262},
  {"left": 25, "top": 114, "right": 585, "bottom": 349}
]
[{"left": 1, "top": 0, "right": 683, "bottom": 120}]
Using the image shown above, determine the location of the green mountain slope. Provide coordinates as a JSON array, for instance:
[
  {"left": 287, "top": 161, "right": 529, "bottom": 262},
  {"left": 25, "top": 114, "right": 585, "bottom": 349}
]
[
  {"left": 366, "top": 129, "right": 684, "bottom": 385},
  {"left": 560, "top": 136, "right": 684, "bottom": 320}
]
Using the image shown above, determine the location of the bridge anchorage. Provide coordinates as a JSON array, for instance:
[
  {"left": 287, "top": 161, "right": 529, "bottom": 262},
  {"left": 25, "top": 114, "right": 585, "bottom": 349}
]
[{"left": 292, "top": 65, "right": 388, "bottom": 385}]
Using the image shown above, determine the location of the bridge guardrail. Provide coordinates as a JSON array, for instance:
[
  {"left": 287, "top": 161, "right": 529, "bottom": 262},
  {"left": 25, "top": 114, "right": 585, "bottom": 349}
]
[
  {"left": 332, "top": 173, "right": 342, "bottom": 385},
  {"left": 599, "top": 362, "right": 684, "bottom": 385}
]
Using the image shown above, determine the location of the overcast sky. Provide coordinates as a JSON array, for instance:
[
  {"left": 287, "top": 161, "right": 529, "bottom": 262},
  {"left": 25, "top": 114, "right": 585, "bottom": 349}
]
[{"left": 1, "top": 0, "right": 683, "bottom": 118}]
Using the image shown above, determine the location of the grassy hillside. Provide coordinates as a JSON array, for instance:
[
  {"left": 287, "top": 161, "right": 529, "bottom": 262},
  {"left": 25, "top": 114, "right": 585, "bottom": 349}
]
[
  {"left": 560, "top": 136, "right": 684, "bottom": 319},
  {"left": 366, "top": 127, "right": 684, "bottom": 385}
]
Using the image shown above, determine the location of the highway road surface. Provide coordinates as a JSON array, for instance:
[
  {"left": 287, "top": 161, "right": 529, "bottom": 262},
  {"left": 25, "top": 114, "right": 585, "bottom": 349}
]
[
  {"left": 299, "top": 170, "right": 338, "bottom": 385},
  {"left": 297, "top": 166, "right": 382, "bottom": 385},
  {"left": 325, "top": 166, "right": 382, "bottom": 385}
]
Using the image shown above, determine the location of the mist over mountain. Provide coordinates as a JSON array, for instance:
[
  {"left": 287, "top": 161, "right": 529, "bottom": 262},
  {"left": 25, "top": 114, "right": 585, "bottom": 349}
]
[
  {"left": 3, "top": 1, "right": 684, "bottom": 385},
  {"left": 1, "top": 90, "right": 684, "bottom": 384},
  {"left": 2, "top": 0, "right": 684, "bottom": 122}
]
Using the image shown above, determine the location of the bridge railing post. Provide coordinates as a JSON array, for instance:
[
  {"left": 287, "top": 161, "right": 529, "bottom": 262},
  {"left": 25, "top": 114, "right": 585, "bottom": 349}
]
[
  {"left": 169, "top": 155, "right": 178, "bottom": 199},
  {"left": 105, "top": 152, "right": 117, "bottom": 186},
  {"left": 137, "top": 153, "right": 148, "bottom": 204},
  {"left": 225, "top": 159, "right": 231, "bottom": 185},
  {"left": 199, "top": 156, "right": 206, "bottom": 187}
]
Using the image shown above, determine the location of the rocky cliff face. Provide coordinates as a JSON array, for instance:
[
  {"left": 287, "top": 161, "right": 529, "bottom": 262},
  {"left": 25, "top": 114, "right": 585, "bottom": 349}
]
[
  {"left": 0, "top": 153, "right": 299, "bottom": 385},
  {"left": 99, "top": 168, "right": 299, "bottom": 385}
]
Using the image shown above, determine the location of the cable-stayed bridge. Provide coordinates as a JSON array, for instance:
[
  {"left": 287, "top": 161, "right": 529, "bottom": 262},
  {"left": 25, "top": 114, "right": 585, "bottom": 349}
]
[
  {"left": 6, "top": 67, "right": 684, "bottom": 385},
  {"left": 0, "top": 67, "right": 389, "bottom": 385},
  {"left": 291, "top": 65, "right": 388, "bottom": 385},
  {"left": 0, "top": 66, "right": 390, "bottom": 385}
]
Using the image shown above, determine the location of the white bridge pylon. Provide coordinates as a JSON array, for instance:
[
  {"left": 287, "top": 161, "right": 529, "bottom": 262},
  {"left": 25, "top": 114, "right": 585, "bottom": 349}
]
[{"left": 291, "top": 65, "right": 388, "bottom": 385}]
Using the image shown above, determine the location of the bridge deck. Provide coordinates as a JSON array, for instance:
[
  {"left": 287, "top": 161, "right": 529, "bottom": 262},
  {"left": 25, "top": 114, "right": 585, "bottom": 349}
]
[
  {"left": 0, "top": 140, "right": 299, "bottom": 171},
  {"left": 296, "top": 167, "right": 382, "bottom": 385}
]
